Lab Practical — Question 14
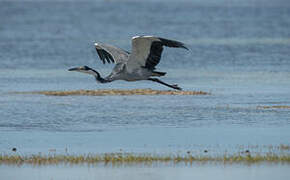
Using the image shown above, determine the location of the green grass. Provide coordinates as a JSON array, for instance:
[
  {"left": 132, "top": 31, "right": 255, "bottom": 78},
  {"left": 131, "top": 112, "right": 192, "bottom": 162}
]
[
  {"left": 2, "top": 144, "right": 289, "bottom": 165},
  {"left": 1, "top": 152, "right": 289, "bottom": 165}
]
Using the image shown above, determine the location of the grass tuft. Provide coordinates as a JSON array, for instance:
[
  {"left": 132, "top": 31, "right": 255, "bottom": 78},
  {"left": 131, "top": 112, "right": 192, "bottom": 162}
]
[
  {"left": 257, "top": 105, "right": 290, "bottom": 109},
  {"left": 1, "top": 152, "right": 289, "bottom": 166},
  {"left": 14, "top": 89, "right": 210, "bottom": 96}
]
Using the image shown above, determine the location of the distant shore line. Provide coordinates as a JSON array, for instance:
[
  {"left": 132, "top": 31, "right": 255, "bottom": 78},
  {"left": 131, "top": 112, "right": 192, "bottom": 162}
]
[{"left": 13, "top": 89, "right": 211, "bottom": 96}]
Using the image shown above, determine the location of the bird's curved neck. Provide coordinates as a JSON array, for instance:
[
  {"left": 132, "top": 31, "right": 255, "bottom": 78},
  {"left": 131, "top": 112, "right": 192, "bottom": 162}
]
[
  {"left": 94, "top": 75, "right": 110, "bottom": 83},
  {"left": 90, "top": 69, "right": 111, "bottom": 83}
]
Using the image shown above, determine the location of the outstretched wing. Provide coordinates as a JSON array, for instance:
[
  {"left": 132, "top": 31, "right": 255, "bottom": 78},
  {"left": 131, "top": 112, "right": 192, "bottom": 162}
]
[
  {"left": 126, "top": 36, "right": 188, "bottom": 72},
  {"left": 94, "top": 42, "right": 130, "bottom": 64}
]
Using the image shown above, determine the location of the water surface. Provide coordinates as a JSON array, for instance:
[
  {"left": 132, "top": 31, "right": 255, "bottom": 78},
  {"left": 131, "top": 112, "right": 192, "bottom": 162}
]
[
  {"left": 0, "top": 0, "right": 290, "bottom": 179},
  {"left": 1, "top": 164, "right": 290, "bottom": 180}
]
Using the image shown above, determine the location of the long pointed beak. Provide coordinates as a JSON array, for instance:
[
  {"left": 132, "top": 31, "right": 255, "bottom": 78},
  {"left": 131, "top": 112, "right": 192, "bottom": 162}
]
[
  {"left": 68, "top": 67, "right": 80, "bottom": 71},
  {"left": 182, "top": 45, "right": 189, "bottom": 50}
]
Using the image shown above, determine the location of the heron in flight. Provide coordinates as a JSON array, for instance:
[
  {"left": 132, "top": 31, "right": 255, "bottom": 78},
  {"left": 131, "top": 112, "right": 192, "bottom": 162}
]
[{"left": 69, "top": 36, "right": 188, "bottom": 90}]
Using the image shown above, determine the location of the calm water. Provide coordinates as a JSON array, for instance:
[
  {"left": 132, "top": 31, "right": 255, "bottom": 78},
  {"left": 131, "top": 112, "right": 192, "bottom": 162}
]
[
  {"left": 1, "top": 0, "right": 290, "bottom": 179},
  {"left": 1, "top": 164, "right": 290, "bottom": 180}
]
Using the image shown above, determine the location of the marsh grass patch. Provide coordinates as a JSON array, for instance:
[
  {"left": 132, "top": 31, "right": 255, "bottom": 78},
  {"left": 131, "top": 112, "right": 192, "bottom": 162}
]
[
  {"left": 13, "top": 89, "right": 210, "bottom": 96},
  {"left": 1, "top": 151, "right": 289, "bottom": 166},
  {"left": 257, "top": 105, "right": 290, "bottom": 109}
]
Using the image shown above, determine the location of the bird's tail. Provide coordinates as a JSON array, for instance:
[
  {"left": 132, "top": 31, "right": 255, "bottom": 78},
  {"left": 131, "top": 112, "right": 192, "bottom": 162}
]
[{"left": 152, "top": 71, "right": 166, "bottom": 77}]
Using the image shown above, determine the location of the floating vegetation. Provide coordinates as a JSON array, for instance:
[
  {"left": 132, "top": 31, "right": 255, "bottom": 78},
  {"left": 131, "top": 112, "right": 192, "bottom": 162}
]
[
  {"left": 1, "top": 152, "right": 289, "bottom": 166},
  {"left": 2, "top": 144, "right": 289, "bottom": 165},
  {"left": 257, "top": 105, "right": 290, "bottom": 109},
  {"left": 279, "top": 144, "right": 290, "bottom": 150},
  {"left": 17, "top": 89, "right": 210, "bottom": 96}
]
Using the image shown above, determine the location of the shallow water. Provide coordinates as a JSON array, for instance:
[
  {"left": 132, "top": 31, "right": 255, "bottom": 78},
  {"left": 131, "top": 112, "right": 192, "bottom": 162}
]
[
  {"left": 1, "top": 164, "right": 290, "bottom": 180},
  {"left": 1, "top": 0, "right": 290, "bottom": 151},
  {"left": 1, "top": 68, "right": 289, "bottom": 154},
  {"left": 1, "top": 0, "right": 290, "bottom": 179}
]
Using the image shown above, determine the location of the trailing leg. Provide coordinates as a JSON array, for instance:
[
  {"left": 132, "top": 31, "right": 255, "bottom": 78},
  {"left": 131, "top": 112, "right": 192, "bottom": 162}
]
[{"left": 148, "top": 78, "right": 182, "bottom": 90}]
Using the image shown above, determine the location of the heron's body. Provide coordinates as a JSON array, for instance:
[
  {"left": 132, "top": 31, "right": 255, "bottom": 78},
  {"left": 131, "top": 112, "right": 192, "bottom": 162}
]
[{"left": 69, "top": 36, "right": 188, "bottom": 90}]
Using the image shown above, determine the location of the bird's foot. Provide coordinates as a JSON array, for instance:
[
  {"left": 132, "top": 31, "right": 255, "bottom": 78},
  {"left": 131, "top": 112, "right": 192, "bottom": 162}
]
[{"left": 172, "top": 84, "right": 182, "bottom": 91}]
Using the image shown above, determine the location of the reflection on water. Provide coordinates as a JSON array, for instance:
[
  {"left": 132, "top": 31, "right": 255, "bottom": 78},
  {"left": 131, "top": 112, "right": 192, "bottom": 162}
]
[{"left": 1, "top": 164, "right": 290, "bottom": 180}]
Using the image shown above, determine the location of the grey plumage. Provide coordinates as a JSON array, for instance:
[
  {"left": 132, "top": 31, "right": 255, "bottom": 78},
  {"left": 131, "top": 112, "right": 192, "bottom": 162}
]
[{"left": 69, "top": 36, "right": 188, "bottom": 90}]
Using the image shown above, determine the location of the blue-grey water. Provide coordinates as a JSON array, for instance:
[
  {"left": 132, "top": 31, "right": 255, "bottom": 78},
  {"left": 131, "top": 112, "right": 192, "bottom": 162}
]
[
  {"left": 1, "top": 0, "right": 290, "bottom": 179},
  {"left": 1, "top": 164, "right": 290, "bottom": 180}
]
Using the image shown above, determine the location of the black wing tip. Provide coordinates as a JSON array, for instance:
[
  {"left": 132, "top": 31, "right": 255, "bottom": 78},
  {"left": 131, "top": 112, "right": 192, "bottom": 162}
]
[
  {"left": 158, "top": 37, "right": 189, "bottom": 50},
  {"left": 95, "top": 48, "right": 115, "bottom": 64}
]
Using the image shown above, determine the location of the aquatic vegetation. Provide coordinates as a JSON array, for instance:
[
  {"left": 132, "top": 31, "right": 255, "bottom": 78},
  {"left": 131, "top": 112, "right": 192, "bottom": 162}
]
[
  {"left": 279, "top": 144, "right": 290, "bottom": 150},
  {"left": 257, "top": 105, "right": 290, "bottom": 109},
  {"left": 1, "top": 151, "right": 289, "bottom": 166},
  {"left": 16, "top": 89, "right": 210, "bottom": 96},
  {"left": 2, "top": 144, "right": 289, "bottom": 166}
]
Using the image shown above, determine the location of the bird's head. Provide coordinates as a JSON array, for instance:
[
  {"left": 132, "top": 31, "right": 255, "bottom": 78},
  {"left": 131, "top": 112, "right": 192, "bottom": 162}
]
[
  {"left": 68, "top": 65, "right": 108, "bottom": 83},
  {"left": 68, "top": 66, "right": 100, "bottom": 76}
]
